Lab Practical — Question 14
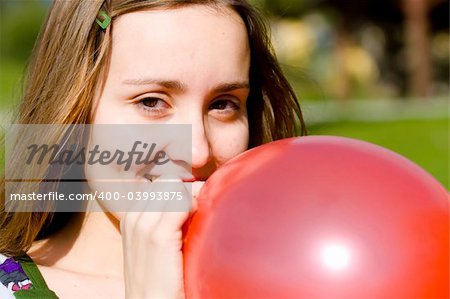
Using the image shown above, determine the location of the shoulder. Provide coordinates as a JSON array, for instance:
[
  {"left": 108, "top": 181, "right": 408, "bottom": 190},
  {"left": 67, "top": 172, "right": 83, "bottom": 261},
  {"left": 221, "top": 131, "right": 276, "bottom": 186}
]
[{"left": 0, "top": 253, "right": 33, "bottom": 298}]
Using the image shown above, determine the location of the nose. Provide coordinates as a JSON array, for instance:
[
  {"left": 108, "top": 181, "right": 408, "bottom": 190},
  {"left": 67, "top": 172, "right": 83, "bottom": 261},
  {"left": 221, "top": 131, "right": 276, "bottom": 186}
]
[
  {"left": 163, "top": 112, "right": 212, "bottom": 171},
  {"left": 191, "top": 118, "right": 212, "bottom": 168}
]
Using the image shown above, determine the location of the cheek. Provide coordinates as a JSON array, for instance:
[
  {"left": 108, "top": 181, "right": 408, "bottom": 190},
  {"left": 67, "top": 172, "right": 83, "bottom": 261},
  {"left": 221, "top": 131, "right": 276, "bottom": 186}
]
[
  {"left": 92, "top": 95, "right": 126, "bottom": 124},
  {"left": 211, "top": 122, "right": 249, "bottom": 165}
]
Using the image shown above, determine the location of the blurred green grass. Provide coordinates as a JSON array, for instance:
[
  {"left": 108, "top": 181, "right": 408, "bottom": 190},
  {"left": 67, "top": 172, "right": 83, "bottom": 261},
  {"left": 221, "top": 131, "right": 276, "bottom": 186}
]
[
  {"left": 0, "top": 58, "right": 26, "bottom": 109},
  {"left": 308, "top": 118, "right": 449, "bottom": 189}
]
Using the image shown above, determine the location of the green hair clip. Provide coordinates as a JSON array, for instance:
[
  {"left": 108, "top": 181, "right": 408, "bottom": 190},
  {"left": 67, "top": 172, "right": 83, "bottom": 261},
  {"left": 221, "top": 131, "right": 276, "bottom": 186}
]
[{"left": 96, "top": 9, "right": 111, "bottom": 30}]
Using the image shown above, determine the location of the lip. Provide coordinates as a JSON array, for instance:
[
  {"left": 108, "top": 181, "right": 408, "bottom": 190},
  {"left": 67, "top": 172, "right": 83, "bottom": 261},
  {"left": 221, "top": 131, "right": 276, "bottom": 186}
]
[
  {"left": 182, "top": 177, "right": 206, "bottom": 183},
  {"left": 143, "top": 173, "right": 205, "bottom": 183}
]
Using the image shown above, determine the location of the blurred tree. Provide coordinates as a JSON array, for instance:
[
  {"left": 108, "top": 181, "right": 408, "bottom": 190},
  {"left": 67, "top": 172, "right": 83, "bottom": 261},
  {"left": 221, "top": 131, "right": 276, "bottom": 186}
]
[
  {"left": 262, "top": 0, "right": 314, "bottom": 17},
  {"left": 402, "top": 0, "right": 446, "bottom": 98},
  {"left": 260, "top": 0, "right": 448, "bottom": 100}
]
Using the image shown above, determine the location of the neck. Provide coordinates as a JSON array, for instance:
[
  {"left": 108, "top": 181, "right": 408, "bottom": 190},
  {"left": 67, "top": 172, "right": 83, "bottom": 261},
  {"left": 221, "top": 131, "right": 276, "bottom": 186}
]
[{"left": 29, "top": 203, "right": 124, "bottom": 279}]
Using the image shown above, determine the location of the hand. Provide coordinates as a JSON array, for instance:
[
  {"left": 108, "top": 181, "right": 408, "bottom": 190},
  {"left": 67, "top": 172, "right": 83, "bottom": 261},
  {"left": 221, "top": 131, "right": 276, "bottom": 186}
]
[{"left": 120, "top": 175, "right": 200, "bottom": 299}]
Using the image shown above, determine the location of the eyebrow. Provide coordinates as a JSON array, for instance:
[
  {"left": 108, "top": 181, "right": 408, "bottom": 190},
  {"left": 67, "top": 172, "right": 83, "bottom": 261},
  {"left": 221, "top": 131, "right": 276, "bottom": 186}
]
[{"left": 122, "top": 78, "right": 249, "bottom": 93}]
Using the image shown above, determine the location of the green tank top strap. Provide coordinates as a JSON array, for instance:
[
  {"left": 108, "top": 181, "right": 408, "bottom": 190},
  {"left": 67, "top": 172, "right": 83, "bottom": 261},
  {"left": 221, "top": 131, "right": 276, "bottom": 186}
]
[{"left": 13, "top": 252, "right": 59, "bottom": 299}]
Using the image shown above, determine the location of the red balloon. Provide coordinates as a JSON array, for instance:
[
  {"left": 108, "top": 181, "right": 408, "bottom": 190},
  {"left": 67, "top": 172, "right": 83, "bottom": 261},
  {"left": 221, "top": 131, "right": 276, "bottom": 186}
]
[{"left": 183, "top": 136, "right": 449, "bottom": 298}]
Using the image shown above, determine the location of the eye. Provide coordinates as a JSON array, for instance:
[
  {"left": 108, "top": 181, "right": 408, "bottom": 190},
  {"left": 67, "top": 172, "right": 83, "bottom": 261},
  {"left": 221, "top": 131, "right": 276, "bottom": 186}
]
[
  {"left": 135, "top": 96, "right": 171, "bottom": 116},
  {"left": 209, "top": 99, "right": 240, "bottom": 113},
  {"left": 141, "top": 98, "right": 162, "bottom": 108}
]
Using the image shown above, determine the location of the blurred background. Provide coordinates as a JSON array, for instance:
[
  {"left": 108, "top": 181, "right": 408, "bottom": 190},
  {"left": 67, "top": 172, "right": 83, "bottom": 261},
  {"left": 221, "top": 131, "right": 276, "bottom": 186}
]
[{"left": 0, "top": 0, "right": 448, "bottom": 188}]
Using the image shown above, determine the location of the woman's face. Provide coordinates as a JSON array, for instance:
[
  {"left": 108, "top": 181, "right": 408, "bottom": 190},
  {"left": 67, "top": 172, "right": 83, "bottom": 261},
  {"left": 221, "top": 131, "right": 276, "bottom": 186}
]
[{"left": 89, "top": 5, "right": 250, "bottom": 212}]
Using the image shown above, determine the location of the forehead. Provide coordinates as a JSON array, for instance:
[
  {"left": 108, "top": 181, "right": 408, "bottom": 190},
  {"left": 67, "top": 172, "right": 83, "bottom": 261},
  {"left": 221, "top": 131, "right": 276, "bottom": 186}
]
[{"left": 108, "top": 5, "right": 250, "bottom": 85}]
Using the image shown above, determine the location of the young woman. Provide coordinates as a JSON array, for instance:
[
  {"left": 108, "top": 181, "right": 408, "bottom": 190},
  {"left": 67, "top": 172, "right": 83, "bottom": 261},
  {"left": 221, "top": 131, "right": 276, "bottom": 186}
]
[{"left": 0, "top": 0, "right": 306, "bottom": 298}]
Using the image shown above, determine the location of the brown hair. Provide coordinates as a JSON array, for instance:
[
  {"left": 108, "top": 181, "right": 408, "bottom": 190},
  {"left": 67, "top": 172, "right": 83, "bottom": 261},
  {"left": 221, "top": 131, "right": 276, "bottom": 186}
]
[{"left": 0, "top": 0, "right": 306, "bottom": 256}]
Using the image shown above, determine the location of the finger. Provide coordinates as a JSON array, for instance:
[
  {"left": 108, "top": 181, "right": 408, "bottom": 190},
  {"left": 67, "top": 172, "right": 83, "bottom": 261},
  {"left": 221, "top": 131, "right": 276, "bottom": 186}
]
[
  {"left": 122, "top": 174, "right": 187, "bottom": 247},
  {"left": 140, "top": 174, "right": 191, "bottom": 246},
  {"left": 191, "top": 180, "right": 206, "bottom": 212}
]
